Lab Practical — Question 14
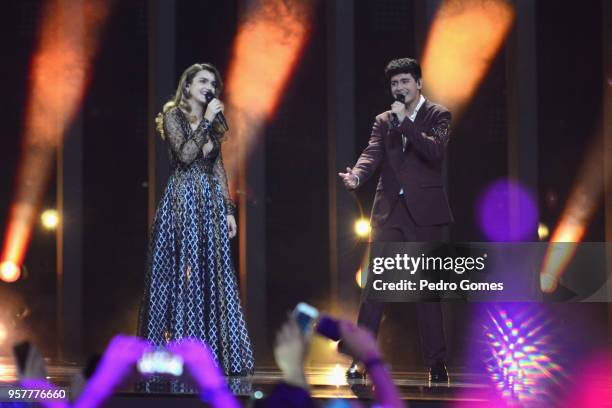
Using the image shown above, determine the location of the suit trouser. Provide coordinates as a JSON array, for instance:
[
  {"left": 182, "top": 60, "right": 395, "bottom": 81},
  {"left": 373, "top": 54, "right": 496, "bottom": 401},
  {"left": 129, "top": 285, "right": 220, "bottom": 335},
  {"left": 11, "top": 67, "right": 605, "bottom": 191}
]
[{"left": 357, "top": 197, "right": 447, "bottom": 367}]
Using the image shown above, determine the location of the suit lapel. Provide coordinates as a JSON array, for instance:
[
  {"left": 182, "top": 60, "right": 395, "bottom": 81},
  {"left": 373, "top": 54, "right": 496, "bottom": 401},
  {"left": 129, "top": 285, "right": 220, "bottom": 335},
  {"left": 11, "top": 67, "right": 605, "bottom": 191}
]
[
  {"left": 383, "top": 113, "right": 405, "bottom": 174},
  {"left": 397, "top": 100, "right": 430, "bottom": 172}
]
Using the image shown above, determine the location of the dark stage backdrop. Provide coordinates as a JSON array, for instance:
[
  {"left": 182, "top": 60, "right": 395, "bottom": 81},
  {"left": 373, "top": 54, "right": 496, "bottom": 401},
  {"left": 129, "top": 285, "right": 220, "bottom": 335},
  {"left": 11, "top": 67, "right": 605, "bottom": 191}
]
[
  {"left": 0, "top": 0, "right": 58, "bottom": 357},
  {"left": 263, "top": 2, "right": 330, "bottom": 360},
  {"left": 0, "top": 0, "right": 609, "bottom": 373},
  {"left": 537, "top": 0, "right": 605, "bottom": 242},
  {"left": 81, "top": 0, "right": 149, "bottom": 353}
]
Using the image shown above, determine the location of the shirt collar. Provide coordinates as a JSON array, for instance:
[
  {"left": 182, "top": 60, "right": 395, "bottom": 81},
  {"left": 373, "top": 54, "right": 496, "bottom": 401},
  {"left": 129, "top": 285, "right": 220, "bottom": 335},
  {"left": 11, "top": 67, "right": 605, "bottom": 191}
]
[{"left": 409, "top": 94, "right": 426, "bottom": 121}]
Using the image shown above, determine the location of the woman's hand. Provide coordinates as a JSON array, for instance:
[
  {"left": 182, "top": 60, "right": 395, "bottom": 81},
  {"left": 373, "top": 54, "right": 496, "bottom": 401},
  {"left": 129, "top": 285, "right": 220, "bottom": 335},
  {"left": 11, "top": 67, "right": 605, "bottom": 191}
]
[
  {"left": 227, "top": 214, "right": 237, "bottom": 239},
  {"left": 204, "top": 98, "right": 224, "bottom": 122}
]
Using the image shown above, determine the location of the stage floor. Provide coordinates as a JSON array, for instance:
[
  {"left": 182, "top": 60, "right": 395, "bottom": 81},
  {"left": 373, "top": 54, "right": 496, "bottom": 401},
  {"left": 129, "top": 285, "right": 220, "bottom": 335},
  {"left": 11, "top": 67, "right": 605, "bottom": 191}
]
[{"left": 0, "top": 358, "right": 496, "bottom": 406}]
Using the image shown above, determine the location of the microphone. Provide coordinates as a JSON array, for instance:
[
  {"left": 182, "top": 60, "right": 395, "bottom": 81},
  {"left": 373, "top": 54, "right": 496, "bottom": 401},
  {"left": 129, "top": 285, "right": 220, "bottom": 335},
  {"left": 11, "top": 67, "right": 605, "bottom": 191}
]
[
  {"left": 391, "top": 94, "right": 405, "bottom": 127},
  {"left": 205, "top": 92, "right": 229, "bottom": 132}
]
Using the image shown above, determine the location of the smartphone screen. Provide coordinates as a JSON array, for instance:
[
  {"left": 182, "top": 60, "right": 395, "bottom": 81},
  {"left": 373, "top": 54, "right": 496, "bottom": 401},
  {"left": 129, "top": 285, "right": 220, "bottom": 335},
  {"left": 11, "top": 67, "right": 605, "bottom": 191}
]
[
  {"left": 292, "top": 302, "right": 319, "bottom": 334},
  {"left": 137, "top": 350, "right": 184, "bottom": 377}
]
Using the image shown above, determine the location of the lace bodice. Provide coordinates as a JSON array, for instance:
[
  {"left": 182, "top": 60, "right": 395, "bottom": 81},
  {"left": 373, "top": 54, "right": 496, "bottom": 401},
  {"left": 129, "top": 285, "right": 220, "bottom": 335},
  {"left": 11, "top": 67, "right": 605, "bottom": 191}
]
[{"left": 162, "top": 106, "right": 235, "bottom": 214}]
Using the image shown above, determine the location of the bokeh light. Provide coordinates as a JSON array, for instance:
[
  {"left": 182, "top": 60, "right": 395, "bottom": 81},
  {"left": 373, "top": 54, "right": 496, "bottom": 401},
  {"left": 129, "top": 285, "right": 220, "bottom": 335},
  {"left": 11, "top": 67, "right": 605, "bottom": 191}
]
[
  {"left": 326, "top": 363, "right": 347, "bottom": 387},
  {"left": 477, "top": 179, "right": 538, "bottom": 241},
  {"left": 354, "top": 269, "right": 363, "bottom": 289},
  {"left": 565, "top": 351, "right": 612, "bottom": 407},
  {"left": 537, "top": 222, "right": 549, "bottom": 241},
  {"left": 0, "top": 261, "right": 21, "bottom": 283},
  {"left": 0, "top": 322, "right": 7, "bottom": 345},
  {"left": 41, "top": 209, "right": 59, "bottom": 230},
  {"left": 483, "top": 306, "right": 563, "bottom": 406},
  {"left": 354, "top": 218, "right": 371, "bottom": 238}
]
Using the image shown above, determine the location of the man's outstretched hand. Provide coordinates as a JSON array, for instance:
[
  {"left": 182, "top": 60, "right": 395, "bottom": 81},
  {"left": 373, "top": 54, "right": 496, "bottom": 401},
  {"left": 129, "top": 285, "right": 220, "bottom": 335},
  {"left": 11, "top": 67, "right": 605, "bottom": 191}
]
[{"left": 338, "top": 167, "right": 358, "bottom": 189}]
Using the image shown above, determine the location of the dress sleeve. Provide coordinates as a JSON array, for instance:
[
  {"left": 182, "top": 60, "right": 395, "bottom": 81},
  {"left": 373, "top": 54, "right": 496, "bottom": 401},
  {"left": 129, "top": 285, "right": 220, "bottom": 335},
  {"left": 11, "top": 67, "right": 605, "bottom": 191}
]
[
  {"left": 163, "top": 108, "right": 212, "bottom": 165},
  {"left": 213, "top": 147, "right": 236, "bottom": 215}
]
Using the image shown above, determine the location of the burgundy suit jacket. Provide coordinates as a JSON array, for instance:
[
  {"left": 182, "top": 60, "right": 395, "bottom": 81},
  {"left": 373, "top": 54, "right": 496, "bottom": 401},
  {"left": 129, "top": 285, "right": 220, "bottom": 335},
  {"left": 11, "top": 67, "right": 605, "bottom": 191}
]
[{"left": 352, "top": 99, "right": 454, "bottom": 227}]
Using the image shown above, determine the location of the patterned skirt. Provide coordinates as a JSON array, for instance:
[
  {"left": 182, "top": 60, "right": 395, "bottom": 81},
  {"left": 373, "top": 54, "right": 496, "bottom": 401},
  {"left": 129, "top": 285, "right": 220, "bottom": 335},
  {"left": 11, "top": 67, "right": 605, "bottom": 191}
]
[{"left": 138, "top": 165, "right": 254, "bottom": 378}]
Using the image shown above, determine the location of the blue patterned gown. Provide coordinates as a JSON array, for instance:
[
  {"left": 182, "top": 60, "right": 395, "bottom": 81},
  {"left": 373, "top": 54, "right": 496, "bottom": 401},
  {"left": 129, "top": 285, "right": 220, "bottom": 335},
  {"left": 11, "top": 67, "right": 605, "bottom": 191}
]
[{"left": 138, "top": 106, "right": 254, "bottom": 378}]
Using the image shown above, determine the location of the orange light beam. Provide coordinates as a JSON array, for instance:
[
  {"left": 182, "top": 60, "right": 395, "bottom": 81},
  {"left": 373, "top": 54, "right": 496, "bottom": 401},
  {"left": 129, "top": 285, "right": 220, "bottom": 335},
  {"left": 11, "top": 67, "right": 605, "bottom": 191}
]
[
  {"left": 0, "top": 0, "right": 109, "bottom": 274},
  {"left": 421, "top": 0, "right": 515, "bottom": 117},
  {"left": 223, "top": 0, "right": 313, "bottom": 190},
  {"left": 540, "top": 71, "right": 612, "bottom": 292},
  {"left": 540, "top": 115, "right": 611, "bottom": 292},
  {"left": 221, "top": 0, "right": 313, "bottom": 305}
]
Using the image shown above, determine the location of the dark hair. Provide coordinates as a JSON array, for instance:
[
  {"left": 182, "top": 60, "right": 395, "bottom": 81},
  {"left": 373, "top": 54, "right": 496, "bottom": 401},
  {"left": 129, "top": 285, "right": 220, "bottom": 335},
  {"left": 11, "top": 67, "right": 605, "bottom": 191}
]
[{"left": 384, "top": 58, "right": 422, "bottom": 82}]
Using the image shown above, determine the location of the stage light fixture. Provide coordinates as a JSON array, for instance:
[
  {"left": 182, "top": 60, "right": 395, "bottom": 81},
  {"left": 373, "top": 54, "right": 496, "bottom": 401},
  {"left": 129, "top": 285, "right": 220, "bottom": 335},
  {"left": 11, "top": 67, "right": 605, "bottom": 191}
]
[
  {"left": 0, "top": 322, "right": 7, "bottom": 345},
  {"left": 354, "top": 219, "right": 371, "bottom": 238},
  {"left": 537, "top": 223, "right": 549, "bottom": 241},
  {"left": 327, "top": 364, "right": 347, "bottom": 387},
  {"left": 0, "top": 261, "right": 21, "bottom": 283},
  {"left": 41, "top": 209, "right": 59, "bottom": 230}
]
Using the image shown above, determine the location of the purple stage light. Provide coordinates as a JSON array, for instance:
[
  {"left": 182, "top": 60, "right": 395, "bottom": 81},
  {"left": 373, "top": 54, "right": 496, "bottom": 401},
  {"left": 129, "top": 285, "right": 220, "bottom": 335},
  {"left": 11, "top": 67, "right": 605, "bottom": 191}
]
[
  {"left": 483, "top": 306, "right": 563, "bottom": 406},
  {"left": 477, "top": 179, "right": 538, "bottom": 241},
  {"left": 566, "top": 351, "right": 612, "bottom": 406}
]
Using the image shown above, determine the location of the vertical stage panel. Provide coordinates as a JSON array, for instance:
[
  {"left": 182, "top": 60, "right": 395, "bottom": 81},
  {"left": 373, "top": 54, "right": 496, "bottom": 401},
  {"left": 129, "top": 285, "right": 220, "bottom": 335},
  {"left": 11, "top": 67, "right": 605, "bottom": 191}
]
[
  {"left": 57, "top": 0, "right": 84, "bottom": 361},
  {"left": 326, "top": 0, "right": 358, "bottom": 316},
  {"left": 236, "top": 0, "right": 267, "bottom": 364},
  {"left": 58, "top": 112, "right": 83, "bottom": 360},
  {"left": 604, "top": 2, "right": 612, "bottom": 240},
  {"left": 147, "top": 0, "right": 175, "bottom": 228},
  {"left": 238, "top": 95, "right": 268, "bottom": 362},
  {"left": 506, "top": 0, "right": 538, "bottom": 238},
  {"left": 603, "top": 0, "right": 612, "bottom": 341}
]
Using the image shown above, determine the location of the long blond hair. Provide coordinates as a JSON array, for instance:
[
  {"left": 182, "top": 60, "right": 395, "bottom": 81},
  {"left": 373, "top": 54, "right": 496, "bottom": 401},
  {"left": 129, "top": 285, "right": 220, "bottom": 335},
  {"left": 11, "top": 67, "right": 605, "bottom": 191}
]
[{"left": 155, "top": 63, "right": 226, "bottom": 139}]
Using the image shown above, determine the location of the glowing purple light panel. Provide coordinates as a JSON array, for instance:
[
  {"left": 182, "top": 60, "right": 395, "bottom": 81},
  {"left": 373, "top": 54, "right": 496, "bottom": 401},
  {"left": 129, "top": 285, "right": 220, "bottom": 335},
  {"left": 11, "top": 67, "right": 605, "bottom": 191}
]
[{"left": 477, "top": 179, "right": 538, "bottom": 241}]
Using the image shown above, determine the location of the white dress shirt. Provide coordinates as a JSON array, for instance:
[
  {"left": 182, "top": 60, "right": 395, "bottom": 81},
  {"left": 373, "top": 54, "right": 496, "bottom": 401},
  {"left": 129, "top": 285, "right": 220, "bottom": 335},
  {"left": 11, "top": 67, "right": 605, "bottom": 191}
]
[
  {"left": 353, "top": 94, "right": 426, "bottom": 191},
  {"left": 399, "top": 94, "right": 426, "bottom": 194}
]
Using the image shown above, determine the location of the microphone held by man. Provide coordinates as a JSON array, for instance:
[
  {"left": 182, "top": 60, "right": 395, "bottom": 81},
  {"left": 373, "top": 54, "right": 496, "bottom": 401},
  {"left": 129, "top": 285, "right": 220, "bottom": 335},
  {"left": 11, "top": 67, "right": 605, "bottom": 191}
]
[{"left": 390, "top": 93, "right": 405, "bottom": 127}]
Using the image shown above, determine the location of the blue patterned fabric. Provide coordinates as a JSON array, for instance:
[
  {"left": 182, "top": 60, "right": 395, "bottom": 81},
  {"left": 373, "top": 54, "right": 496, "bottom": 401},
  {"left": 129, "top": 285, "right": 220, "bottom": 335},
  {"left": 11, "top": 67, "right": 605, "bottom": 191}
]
[{"left": 138, "top": 107, "right": 254, "bottom": 384}]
